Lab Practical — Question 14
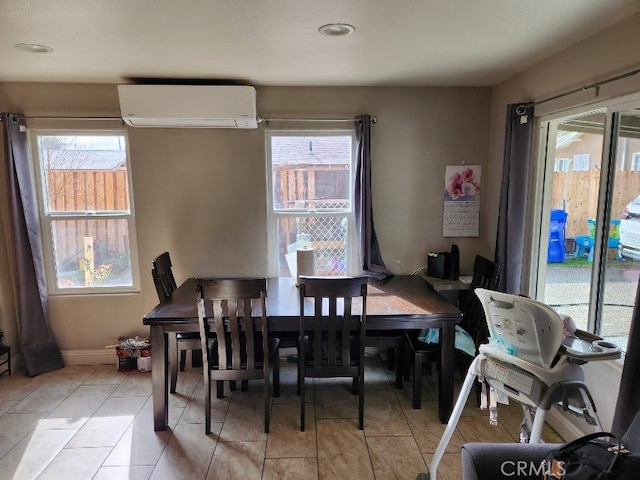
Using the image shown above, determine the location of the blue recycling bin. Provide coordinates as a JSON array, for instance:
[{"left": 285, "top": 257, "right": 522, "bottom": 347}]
[{"left": 547, "top": 209, "right": 568, "bottom": 263}]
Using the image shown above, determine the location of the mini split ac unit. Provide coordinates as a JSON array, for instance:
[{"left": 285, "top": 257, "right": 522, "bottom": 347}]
[{"left": 117, "top": 84, "right": 258, "bottom": 128}]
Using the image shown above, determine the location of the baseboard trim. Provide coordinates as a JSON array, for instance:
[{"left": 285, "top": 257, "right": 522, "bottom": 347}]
[{"left": 62, "top": 349, "right": 116, "bottom": 366}]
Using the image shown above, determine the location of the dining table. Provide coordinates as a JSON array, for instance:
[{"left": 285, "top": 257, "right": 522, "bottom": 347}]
[{"left": 143, "top": 274, "right": 462, "bottom": 430}]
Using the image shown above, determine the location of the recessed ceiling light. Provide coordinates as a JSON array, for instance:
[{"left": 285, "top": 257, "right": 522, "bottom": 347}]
[
  {"left": 14, "top": 43, "right": 53, "bottom": 54},
  {"left": 318, "top": 23, "right": 355, "bottom": 36}
]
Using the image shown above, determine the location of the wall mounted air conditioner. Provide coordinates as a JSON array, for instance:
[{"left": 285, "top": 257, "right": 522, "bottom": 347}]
[{"left": 117, "top": 84, "right": 258, "bottom": 128}]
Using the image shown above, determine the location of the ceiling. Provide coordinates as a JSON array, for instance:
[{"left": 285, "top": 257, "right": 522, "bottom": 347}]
[{"left": 2, "top": 0, "right": 639, "bottom": 87}]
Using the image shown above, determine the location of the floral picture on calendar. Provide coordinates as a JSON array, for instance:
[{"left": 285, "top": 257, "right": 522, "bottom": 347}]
[
  {"left": 443, "top": 165, "right": 481, "bottom": 237},
  {"left": 444, "top": 165, "right": 481, "bottom": 201}
]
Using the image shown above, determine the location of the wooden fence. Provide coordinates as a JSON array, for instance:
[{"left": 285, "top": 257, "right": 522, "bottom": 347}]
[
  {"left": 47, "top": 169, "right": 130, "bottom": 263},
  {"left": 551, "top": 171, "right": 640, "bottom": 237}
]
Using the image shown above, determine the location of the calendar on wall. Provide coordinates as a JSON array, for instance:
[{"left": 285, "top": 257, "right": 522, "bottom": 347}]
[{"left": 443, "top": 165, "right": 481, "bottom": 237}]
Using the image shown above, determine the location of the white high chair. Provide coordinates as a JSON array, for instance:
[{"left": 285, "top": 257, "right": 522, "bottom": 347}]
[{"left": 422, "top": 288, "right": 621, "bottom": 480}]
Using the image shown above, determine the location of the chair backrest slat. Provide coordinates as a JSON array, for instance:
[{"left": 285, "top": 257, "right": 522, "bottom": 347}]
[
  {"left": 298, "top": 276, "right": 368, "bottom": 370},
  {"left": 197, "top": 278, "right": 268, "bottom": 372}
]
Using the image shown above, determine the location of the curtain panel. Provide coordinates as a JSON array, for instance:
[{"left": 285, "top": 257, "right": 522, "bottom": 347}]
[
  {"left": 612, "top": 275, "right": 640, "bottom": 437},
  {"left": 354, "top": 115, "right": 392, "bottom": 279},
  {"left": 2, "top": 113, "right": 63, "bottom": 376},
  {"left": 495, "top": 104, "right": 534, "bottom": 294}
]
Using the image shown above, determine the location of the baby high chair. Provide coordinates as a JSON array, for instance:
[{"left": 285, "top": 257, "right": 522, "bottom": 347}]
[{"left": 422, "top": 288, "right": 621, "bottom": 480}]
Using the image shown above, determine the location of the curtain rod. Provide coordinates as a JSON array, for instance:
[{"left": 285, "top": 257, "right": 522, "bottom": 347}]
[
  {"left": 257, "top": 116, "right": 377, "bottom": 124},
  {"left": 19, "top": 115, "right": 122, "bottom": 121},
  {"left": 519, "top": 67, "right": 640, "bottom": 112},
  {"left": 2, "top": 115, "right": 377, "bottom": 124}
]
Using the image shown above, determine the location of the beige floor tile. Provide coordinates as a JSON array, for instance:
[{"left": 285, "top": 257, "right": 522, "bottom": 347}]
[
  {"left": 364, "top": 388, "right": 412, "bottom": 436},
  {"left": 93, "top": 465, "right": 155, "bottom": 480},
  {"left": 0, "top": 398, "right": 18, "bottom": 416},
  {"left": 218, "top": 392, "right": 269, "bottom": 442},
  {"left": 263, "top": 458, "right": 319, "bottom": 480},
  {"left": 10, "top": 375, "right": 86, "bottom": 414},
  {"left": 0, "top": 427, "right": 76, "bottom": 479},
  {"left": 149, "top": 422, "right": 217, "bottom": 480},
  {"left": 66, "top": 396, "right": 147, "bottom": 447},
  {"left": 180, "top": 382, "right": 230, "bottom": 425},
  {"left": 0, "top": 412, "right": 46, "bottom": 458},
  {"left": 37, "top": 384, "right": 116, "bottom": 430},
  {"left": 368, "top": 436, "right": 427, "bottom": 480},
  {"left": 206, "top": 440, "right": 266, "bottom": 479},
  {"left": 456, "top": 415, "right": 515, "bottom": 443},
  {"left": 313, "top": 384, "right": 359, "bottom": 420},
  {"left": 266, "top": 402, "right": 316, "bottom": 458},
  {"left": 81, "top": 365, "right": 123, "bottom": 385},
  {"left": 262, "top": 458, "right": 318, "bottom": 480},
  {"left": 38, "top": 446, "right": 112, "bottom": 480},
  {"left": 104, "top": 398, "right": 174, "bottom": 466},
  {"left": 424, "top": 452, "right": 462, "bottom": 480},
  {"left": 112, "top": 371, "right": 154, "bottom": 397},
  {"left": 403, "top": 405, "right": 466, "bottom": 454},
  {"left": 316, "top": 418, "right": 374, "bottom": 480}
]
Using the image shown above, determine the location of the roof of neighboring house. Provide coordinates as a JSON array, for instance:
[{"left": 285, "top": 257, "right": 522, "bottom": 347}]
[
  {"left": 46, "top": 150, "right": 126, "bottom": 170},
  {"left": 271, "top": 136, "right": 351, "bottom": 167}
]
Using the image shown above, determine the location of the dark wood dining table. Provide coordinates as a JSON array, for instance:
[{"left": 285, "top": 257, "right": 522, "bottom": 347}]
[{"left": 143, "top": 274, "right": 462, "bottom": 430}]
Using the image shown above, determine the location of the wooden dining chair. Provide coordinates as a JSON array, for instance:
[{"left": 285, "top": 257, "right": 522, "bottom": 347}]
[
  {"left": 404, "top": 255, "right": 501, "bottom": 409},
  {"left": 152, "top": 251, "right": 201, "bottom": 393},
  {"left": 196, "top": 278, "right": 280, "bottom": 434},
  {"left": 297, "top": 275, "right": 368, "bottom": 431}
]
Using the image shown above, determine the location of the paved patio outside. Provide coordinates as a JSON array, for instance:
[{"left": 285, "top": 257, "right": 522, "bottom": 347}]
[{"left": 544, "top": 259, "right": 640, "bottom": 347}]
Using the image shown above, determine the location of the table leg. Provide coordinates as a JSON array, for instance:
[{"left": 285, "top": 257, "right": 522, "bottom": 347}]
[
  {"left": 151, "top": 325, "right": 168, "bottom": 431},
  {"left": 438, "top": 323, "right": 455, "bottom": 423}
]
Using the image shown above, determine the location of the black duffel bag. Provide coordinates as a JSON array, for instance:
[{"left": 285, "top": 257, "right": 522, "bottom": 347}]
[{"left": 543, "top": 431, "right": 640, "bottom": 479}]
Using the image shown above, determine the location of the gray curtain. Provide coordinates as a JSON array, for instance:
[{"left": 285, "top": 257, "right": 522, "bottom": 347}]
[
  {"left": 354, "top": 114, "right": 392, "bottom": 279},
  {"left": 612, "top": 274, "right": 640, "bottom": 437},
  {"left": 495, "top": 104, "right": 534, "bottom": 294},
  {"left": 3, "top": 113, "right": 64, "bottom": 376}
]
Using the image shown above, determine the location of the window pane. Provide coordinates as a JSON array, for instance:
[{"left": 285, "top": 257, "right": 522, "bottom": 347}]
[
  {"left": 51, "top": 219, "right": 133, "bottom": 289},
  {"left": 271, "top": 136, "right": 351, "bottom": 211},
  {"left": 38, "top": 135, "right": 130, "bottom": 213},
  {"left": 543, "top": 113, "right": 605, "bottom": 331},
  {"left": 268, "top": 131, "right": 356, "bottom": 278},
  {"left": 276, "top": 216, "right": 348, "bottom": 277},
  {"left": 542, "top": 107, "right": 640, "bottom": 347},
  {"left": 605, "top": 107, "right": 640, "bottom": 342}
]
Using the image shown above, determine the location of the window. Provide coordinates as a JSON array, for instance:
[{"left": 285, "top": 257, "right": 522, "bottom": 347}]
[
  {"left": 31, "top": 132, "right": 139, "bottom": 294},
  {"left": 266, "top": 131, "right": 357, "bottom": 277},
  {"left": 554, "top": 157, "right": 570, "bottom": 172},
  {"left": 632, "top": 153, "right": 640, "bottom": 171},
  {"left": 535, "top": 104, "right": 640, "bottom": 351},
  {"left": 572, "top": 153, "right": 590, "bottom": 171}
]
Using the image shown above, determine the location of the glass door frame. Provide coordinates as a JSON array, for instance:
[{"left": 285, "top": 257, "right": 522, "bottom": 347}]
[{"left": 528, "top": 92, "right": 640, "bottom": 337}]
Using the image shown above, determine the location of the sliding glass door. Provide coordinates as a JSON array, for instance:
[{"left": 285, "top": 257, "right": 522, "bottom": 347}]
[{"left": 536, "top": 104, "right": 640, "bottom": 347}]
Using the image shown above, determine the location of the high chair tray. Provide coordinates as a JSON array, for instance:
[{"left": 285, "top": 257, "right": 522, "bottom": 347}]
[{"left": 562, "top": 329, "right": 621, "bottom": 361}]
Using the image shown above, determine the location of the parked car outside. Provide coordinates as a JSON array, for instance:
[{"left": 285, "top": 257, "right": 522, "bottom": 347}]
[{"left": 619, "top": 194, "right": 640, "bottom": 261}]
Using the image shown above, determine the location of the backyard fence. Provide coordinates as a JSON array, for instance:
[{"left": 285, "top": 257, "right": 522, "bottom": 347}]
[
  {"left": 47, "top": 169, "right": 130, "bottom": 261},
  {"left": 551, "top": 170, "right": 640, "bottom": 238}
]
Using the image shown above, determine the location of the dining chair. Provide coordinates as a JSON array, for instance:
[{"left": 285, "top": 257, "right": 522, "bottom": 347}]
[
  {"left": 196, "top": 277, "right": 280, "bottom": 434},
  {"left": 297, "top": 275, "right": 368, "bottom": 431},
  {"left": 151, "top": 251, "right": 201, "bottom": 393},
  {"left": 404, "top": 255, "right": 501, "bottom": 409}
]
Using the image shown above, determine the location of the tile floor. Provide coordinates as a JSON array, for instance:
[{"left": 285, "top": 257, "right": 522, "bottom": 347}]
[{"left": 0, "top": 350, "right": 563, "bottom": 480}]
